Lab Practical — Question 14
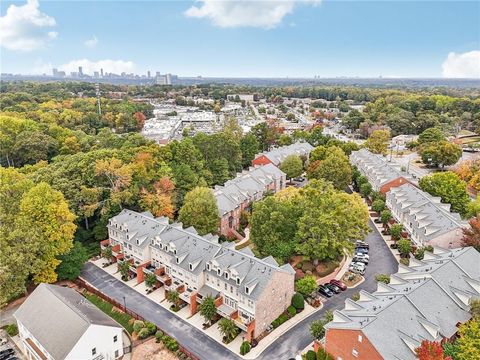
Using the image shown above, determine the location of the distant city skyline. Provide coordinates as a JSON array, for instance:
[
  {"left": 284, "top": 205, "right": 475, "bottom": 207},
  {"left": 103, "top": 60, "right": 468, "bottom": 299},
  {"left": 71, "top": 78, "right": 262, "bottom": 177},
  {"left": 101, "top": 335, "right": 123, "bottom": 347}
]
[{"left": 1, "top": 0, "right": 479, "bottom": 78}]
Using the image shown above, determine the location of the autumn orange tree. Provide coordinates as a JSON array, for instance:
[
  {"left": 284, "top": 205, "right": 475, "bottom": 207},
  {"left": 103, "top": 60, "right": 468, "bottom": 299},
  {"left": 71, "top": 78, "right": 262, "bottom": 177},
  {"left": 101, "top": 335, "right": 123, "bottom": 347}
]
[
  {"left": 415, "top": 340, "right": 452, "bottom": 360},
  {"left": 463, "top": 216, "right": 480, "bottom": 251},
  {"left": 455, "top": 158, "right": 480, "bottom": 192}
]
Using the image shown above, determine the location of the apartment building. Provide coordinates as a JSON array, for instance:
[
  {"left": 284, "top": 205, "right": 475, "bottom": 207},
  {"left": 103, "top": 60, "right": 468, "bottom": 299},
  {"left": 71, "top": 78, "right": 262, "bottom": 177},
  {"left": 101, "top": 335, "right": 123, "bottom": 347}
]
[
  {"left": 386, "top": 183, "right": 467, "bottom": 248},
  {"left": 252, "top": 142, "right": 314, "bottom": 167},
  {"left": 14, "top": 284, "right": 125, "bottom": 360},
  {"left": 213, "top": 164, "right": 286, "bottom": 237},
  {"left": 350, "top": 148, "right": 412, "bottom": 193},
  {"left": 102, "top": 209, "right": 295, "bottom": 341},
  {"left": 323, "top": 246, "right": 480, "bottom": 360}
]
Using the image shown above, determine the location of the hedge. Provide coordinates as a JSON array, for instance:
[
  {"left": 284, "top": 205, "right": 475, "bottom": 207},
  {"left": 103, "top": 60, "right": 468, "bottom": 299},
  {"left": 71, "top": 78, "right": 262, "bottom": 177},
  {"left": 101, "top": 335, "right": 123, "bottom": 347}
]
[{"left": 291, "top": 292, "right": 305, "bottom": 310}]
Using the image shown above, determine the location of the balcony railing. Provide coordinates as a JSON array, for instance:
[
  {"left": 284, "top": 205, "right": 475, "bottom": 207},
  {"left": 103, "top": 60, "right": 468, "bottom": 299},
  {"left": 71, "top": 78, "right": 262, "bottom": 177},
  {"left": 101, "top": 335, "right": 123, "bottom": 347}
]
[{"left": 180, "top": 289, "right": 194, "bottom": 304}]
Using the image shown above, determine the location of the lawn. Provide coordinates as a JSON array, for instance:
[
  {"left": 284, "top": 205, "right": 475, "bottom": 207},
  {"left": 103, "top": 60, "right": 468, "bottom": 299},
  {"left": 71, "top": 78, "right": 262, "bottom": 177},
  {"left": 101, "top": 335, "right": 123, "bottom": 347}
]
[{"left": 83, "top": 292, "right": 134, "bottom": 334}]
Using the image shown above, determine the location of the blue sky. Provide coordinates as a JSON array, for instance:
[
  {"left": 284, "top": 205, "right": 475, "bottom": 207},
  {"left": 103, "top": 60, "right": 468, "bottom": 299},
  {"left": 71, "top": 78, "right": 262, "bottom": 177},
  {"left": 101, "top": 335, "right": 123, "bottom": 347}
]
[{"left": 1, "top": 0, "right": 479, "bottom": 78}]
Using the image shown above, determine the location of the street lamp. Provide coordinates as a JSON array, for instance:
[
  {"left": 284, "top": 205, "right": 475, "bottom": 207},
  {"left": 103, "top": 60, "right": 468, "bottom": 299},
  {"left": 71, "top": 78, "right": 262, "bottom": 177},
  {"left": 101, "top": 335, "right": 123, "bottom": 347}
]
[{"left": 123, "top": 296, "right": 127, "bottom": 312}]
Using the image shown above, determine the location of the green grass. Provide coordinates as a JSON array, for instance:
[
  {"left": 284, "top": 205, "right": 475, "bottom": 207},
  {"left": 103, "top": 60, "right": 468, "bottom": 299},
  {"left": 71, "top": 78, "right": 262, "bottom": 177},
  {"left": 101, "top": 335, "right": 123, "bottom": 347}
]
[{"left": 84, "top": 292, "right": 134, "bottom": 334}]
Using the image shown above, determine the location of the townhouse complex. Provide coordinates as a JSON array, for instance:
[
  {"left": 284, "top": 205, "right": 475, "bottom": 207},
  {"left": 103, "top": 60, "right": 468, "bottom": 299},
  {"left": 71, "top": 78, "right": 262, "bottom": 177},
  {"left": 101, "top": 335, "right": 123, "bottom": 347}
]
[
  {"left": 350, "top": 149, "right": 467, "bottom": 248},
  {"left": 101, "top": 209, "right": 295, "bottom": 341},
  {"left": 323, "top": 246, "right": 480, "bottom": 360},
  {"left": 14, "top": 284, "right": 125, "bottom": 360},
  {"left": 386, "top": 183, "right": 467, "bottom": 248},
  {"left": 350, "top": 148, "right": 412, "bottom": 193},
  {"left": 252, "top": 142, "right": 314, "bottom": 167},
  {"left": 213, "top": 163, "right": 286, "bottom": 237}
]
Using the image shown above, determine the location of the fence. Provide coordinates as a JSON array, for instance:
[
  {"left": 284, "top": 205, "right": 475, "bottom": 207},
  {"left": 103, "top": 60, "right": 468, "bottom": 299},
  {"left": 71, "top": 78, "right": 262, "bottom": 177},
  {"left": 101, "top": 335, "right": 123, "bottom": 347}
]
[{"left": 75, "top": 278, "right": 199, "bottom": 360}]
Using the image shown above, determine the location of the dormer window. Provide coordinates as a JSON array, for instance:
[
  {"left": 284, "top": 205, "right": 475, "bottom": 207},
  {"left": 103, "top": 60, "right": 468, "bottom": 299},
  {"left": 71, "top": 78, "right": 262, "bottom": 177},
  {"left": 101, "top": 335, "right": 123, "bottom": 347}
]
[
  {"left": 206, "top": 263, "right": 211, "bottom": 271},
  {"left": 176, "top": 257, "right": 180, "bottom": 264},
  {"left": 217, "top": 269, "right": 221, "bottom": 276},
  {"left": 136, "top": 240, "right": 139, "bottom": 245},
  {"left": 236, "top": 278, "right": 240, "bottom": 285},
  {"left": 173, "top": 249, "right": 177, "bottom": 255},
  {"left": 225, "top": 272, "right": 229, "bottom": 280},
  {"left": 245, "top": 286, "right": 249, "bottom": 294},
  {"left": 189, "top": 263, "right": 193, "bottom": 270}
]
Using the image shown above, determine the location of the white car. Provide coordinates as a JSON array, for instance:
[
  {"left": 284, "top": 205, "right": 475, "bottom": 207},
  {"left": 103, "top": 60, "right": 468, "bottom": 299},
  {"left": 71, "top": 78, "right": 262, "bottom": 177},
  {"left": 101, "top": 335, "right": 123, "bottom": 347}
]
[
  {"left": 355, "top": 252, "right": 369, "bottom": 260},
  {"left": 349, "top": 262, "right": 366, "bottom": 274}
]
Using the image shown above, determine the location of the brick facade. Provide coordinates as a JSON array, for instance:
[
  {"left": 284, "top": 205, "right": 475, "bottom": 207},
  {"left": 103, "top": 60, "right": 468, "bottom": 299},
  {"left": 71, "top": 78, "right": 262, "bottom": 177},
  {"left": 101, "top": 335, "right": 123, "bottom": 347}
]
[
  {"left": 379, "top": 176, "right": 410, "bottom": 194},
  {"left": 325, "top": 329, "right": 383, "bottom": 360}
]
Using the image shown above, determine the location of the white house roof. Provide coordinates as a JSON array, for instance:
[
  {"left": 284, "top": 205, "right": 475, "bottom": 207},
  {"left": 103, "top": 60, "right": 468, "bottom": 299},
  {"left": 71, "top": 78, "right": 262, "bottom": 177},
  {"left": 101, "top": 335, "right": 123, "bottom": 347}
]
[{"left": 254, "top": 142, "right": 314, "bottom": 166}]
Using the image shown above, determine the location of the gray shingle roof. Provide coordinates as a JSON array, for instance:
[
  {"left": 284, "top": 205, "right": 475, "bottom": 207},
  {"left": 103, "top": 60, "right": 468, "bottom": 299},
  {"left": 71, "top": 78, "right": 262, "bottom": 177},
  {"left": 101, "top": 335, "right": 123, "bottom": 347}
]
[
  {"left": 254, "top": 142, "right": 314, "bottom": 166},
  {"left": 213, "top": 163, "right": 285, "bottom": 215},
  {"left": 14, "top": 284, "right": 121, "bottom": 360},
  {"left": 325, "top": 247, "right": 480, "bottom": 360},
  {"left": 387, "top": 183, "right": 467, "bottom": 244}
]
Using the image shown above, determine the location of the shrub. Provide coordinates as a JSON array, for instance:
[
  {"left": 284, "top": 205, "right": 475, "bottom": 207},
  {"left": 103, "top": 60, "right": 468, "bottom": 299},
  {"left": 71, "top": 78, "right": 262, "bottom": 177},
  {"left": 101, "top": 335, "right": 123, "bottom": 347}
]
[
  {"left": 155, "top": 330, "right": 164, "bottom": 343},
  {"left": 287, "top": 306, "right": 297, "bottom": 317},
  {"left": 5, "top": 323, "right": 18, "bottom": 336},
  {"left": 240, "top": 341, "right": 251, "bottom": 355},
  {"left": 306, "top": 350, "right": 316, "bottom": 360},
  {"left": 414, "top": 247, "right": 425, "bottom": 260},
  {"left": 317, "top": 347, "right": 335, "bottom": 360},
  {"left": 145, "top": 321, "right": 157, "bottom": 335},
  {"left": 272, "top": 313, "right": 289, "bottom": 329},
  {"left": 400, "top": 258, "right": 410, "bottom": 266},
  {"left": 162, "top": 335, "right": 179, "bottom": 352},
  {"left": 425, "top": 245, "right": 434, "bottom": 253},
  {"left": 375, "top": 274, "right": 390, "bottom": 284},
  {"left": 351, "top": 292, "right": 360, "bottom": 301},
  {"left": 133, "top": 320, "right": 145, "bottom": 333},
  {"left": 295, "top": 275, "right": 317, "bottom": 296},
  {"left": 291, "top": 293, "right": 305, "bottom": 310},
  {"left": 137, "top": 327, "right": 150, "bottom": 339}
]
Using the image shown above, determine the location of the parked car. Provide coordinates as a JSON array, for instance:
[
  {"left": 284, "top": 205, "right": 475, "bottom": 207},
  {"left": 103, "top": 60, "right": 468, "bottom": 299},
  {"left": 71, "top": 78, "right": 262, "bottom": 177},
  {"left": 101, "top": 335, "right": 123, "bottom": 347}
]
[
  {"left": 355, "top": 240, "right": 369, "bottom": 249},
  {"left": 353, "top": 256, "right": 369, "bottom": 265},
  {"left": 324, "top": 283, "right": 341, "bottom": 294},
  {"left": 349, "top": 262, "right": 366, "bottom": 275},
  {"left": 330, "top": 279, "right": 347, "bottom": 291},
  {"left": 355, "top": 253, "right": 369, "bottom": 261},
  {"left": 294, "top": 176, "right": 305, "bottom": 182},
  {"left": 318, "top": 285, "right": 334, "bottom": 297},
  {"left": 0, "top": 350, "right": 14, "bottom": 360},
  {"left": 355, "top": 247, "right": 369, "bottom": 255}
]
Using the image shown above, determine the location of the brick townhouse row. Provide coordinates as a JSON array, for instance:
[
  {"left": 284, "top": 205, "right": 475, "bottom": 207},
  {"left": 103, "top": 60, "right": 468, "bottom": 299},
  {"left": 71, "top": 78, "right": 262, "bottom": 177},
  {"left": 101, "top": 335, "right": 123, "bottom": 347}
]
[{"left": 101, "top": 209, "right": 295, "bottom": 341}]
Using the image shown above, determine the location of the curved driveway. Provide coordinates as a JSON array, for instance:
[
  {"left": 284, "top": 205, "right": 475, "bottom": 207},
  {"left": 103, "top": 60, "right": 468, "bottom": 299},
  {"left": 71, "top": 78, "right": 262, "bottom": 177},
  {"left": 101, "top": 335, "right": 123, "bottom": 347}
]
[{"left": 80, "top": 219, "right": 397, "bottom": 360}]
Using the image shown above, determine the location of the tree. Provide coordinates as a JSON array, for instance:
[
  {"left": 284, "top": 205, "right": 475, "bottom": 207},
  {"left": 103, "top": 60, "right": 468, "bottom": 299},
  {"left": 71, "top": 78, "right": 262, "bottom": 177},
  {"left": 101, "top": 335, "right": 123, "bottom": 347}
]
[
  {"left": 167, "top": 290, "right": 180, "bottom": 309},
  {"left": 310, "top": 320, "right": 327, "bottom": 340},
  {"left": 295, "top": 275, "right": 317, "bottom": 296},
  {"left": 415, "top": 340, "right": 452, "bottom": 360},
  {"left": 455, "top": 319, "right": 480, "bottom": 360},
  {"left": 178, "top": 187, "right": 219, "bottom": 235},
  {"left": 240, "top": 341, "right": 251, "bottom": 355},
  {"left": 250, "top": 188, "right": 303, "bottom": 261},
  {"left": 365, "top": 129, "right": 390, "bottom": 155},
  {"left": 291, "top": 292, "right": 305, "bottom": 310},
  {"left": 12, "top": 130, "right": 59, "bottom": 166},
  {"left": 390, "top": 223, "right": 404, "bottom": 241},
  {"left": 279, "top": 155, "right": 303, "bottom": 180},
  {"left": 462, "top": 216, "right": 480, "bottom": 252},
  {"left": 380, "top": 210, "right": 392, "bottom": 226},
  {"left": 309, "top": 145, "right": 328, "bottom": 162},
  {"left": 145, "top": 273, "right": 157, "bottom": 288},
  {"left": 371, "top": 199, "right": 385, "bottom": 214},
  {"left": 375, "top": 274, "right": 390, "bottom": 284},
  {"left": 240, "top": 133, "right": 260, "bottom": 167},
  {"left": 466, "top": 196, "right": 480, "bottom": 218},
  {"left": 119, "top": 261, "right": 130, "bottom": 280},
  {"left": 360, "top": 182, "right": 372, "bottom": 198},
  {"left": 296, "top": 181, "right": 369, "bottom": 263},
  {"left": 397, "top": 239, "right": 412, "bottom": 257},
  {"left": 218, "top": 318, "right": 238, "bottom": 343},
  {"left": 278, "top": 133, "right": 293, "bottom": 146},
  {"left": 251, "top": 122, "right": 278, "bottom": 151},
  {"left": 420, "top": 141, "right": 462, "bottom": 168},
  {"left": 307, "top": 148, "right": 352, "bottom": 190},
  {"left": 419, "top": 172, "right": 470, "bottom": 216},
  {"left": 418, "top": 128, "right": 445, "bottom": 145},
  {"left": 199, "top": 295, "right": 217, "bottom": 325},
  {"left": 56, "top": 242, "right": 88, "bottom": 280},
  {"left": 102, "top": 246, "right": 113, "bottom": 260}
]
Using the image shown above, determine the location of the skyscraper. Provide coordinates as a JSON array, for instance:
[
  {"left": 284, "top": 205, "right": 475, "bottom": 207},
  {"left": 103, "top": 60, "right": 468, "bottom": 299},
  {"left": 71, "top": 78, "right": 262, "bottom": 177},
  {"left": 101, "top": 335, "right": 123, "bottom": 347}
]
[
  {"left": 100, "top": 68, "right": 104, "bottom": 77},
  {"left": 78, "top": 66, "right": 83, "bottom": 77},
  {"left": 52, "top": 68, "right": 58, "bottom": 77},
  {"left": 147, "top": 71, "right": 151, "bottom": 78}
]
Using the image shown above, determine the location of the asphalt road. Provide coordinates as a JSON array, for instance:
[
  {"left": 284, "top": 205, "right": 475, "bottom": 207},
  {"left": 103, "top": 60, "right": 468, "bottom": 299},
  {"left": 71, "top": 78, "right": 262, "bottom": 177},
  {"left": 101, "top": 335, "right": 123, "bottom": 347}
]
[{"left": 80, "top": 219, "right": 397, "bottom": 360}]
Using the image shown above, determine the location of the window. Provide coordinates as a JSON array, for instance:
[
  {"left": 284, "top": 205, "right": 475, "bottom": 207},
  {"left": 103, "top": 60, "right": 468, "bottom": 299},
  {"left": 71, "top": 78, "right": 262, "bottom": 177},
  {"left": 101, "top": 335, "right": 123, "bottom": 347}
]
[
  {"left": 115, "top": 350, "right": 119, "bottom": 358},
  {"left": 358, "top": 335, "right": 362, "bottom": 343},
  {"left": 225, "top": 272, "right": 229, "bottom": 280},
  {"left": 189, "top": 263, "right": 193, "bottom": 270},
  {"left": 92, "top": 348, "right": 97, "bottom": 356},
  {"left": 207, "top": 263, "right": 211, "bottom": 271},
  {"left": 217, "top": 269, "right": 221, "bottom": 276},
  {"left": 114, "top": 335, "right": 118, "bottom": 342},
  {"left": 228, "top": 216, "right": 234, "bottom": 228},
  {"left": 352, "top": 349, "right": 358, "bottom": 357},
  {"left": 236, "top": 278, "right": 240, "bottom": 285},
  {"left": 245, "top": 287, "right": 249, "bottom": 295},
  {"left": 225, "top": 283, "right": 227, "bottom": 290}
]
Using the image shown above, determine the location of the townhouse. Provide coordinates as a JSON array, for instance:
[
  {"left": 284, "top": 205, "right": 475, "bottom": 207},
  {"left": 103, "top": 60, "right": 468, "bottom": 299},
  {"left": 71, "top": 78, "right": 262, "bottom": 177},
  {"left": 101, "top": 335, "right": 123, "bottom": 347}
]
[
  {"left": 213, "top": 164, "right": 286, "bottom": 237},
  {"left": 102, "top": 209, "right": 295, "bottom": 341},
  {"left": 350, "top": 148, "right": 412, "bottom": 193},
  {"left": 252, "top": 142, "right": 314, "bottom": 167},
  {"left": 323, "top": 246, "right": 480, "bottom": 360},
  {"left": 386, "top": 183, "right": 467, "bottom": 248},
  {"left": 14, "top": 283, "right": 125, "bottom": 360}
]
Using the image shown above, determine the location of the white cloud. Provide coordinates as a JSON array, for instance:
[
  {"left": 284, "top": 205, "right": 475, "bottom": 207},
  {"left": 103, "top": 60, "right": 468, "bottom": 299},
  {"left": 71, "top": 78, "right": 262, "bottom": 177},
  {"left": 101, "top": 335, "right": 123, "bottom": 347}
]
[
  {"left": 84, "top": 35, "right": 99, "bottom": 48},
  {"left": 442, "top": 50, "right": 480, "bottom": 78},
  {"left": 0, "top": 0, "right": 57, "bottom": 51},
  {"left": 184, "top": 0, "right": 320, "bottom": 29},
  {"left": 58, "top": 59, "right": 135, "bottom": 75}
]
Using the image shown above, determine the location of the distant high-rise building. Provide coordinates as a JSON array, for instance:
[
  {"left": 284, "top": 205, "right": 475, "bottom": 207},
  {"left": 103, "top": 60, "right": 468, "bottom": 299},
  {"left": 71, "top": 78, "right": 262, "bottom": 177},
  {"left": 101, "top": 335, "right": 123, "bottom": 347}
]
[
  {"left": 58, "top": 71, "right": 66, "bottom": 78},
  {"left": 147, "top": 71, "right": 151, "bottom": 78},
  {"left": 78, "top": 66, "right": 83, "bottom": 77},
  {"left": 166, "top": 73, "right": 172, "bottom": 85},
  {"left": 94, "top": 71, "right": 99, "bottom": 78},
  {"left": 100, "top": 68, "right": 104, "bottom": 77},
  {"left": 52, "top": 68, "right": 58, "bottom": 77},
  {"left": 156, "top": 71, "right": 160, "bottom": 77}
]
